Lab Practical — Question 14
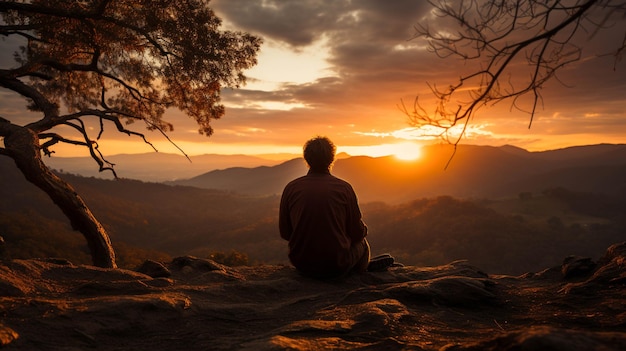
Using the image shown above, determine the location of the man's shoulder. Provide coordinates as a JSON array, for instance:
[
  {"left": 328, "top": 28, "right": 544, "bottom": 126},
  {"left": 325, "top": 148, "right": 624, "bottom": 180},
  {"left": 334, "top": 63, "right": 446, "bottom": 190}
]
[
  {"left": 323, "top": 174, "right": 357, "bottom": 193},
  {"left": 283, "top": 175, "right": 310, "bottom": 192},
  {"left": 329, "top": 174, "right": 353, "bottom": 186},
  {"left": 284, "top": 173, "right": 350, "bottom": 187},
  {"left": 285, "top": 175, "right": 308, "bottom": 185}
]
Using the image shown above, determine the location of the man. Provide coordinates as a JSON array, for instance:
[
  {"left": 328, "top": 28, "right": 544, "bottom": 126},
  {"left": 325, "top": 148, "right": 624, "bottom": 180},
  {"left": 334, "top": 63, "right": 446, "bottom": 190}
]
[{"left": 279, "top": 136, "right": 393, "bottom": 279}]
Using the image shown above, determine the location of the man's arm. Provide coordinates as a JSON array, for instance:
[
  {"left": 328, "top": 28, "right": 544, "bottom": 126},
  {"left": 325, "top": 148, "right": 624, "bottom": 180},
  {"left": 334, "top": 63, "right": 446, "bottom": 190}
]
[
  {"left": 346, "top": 184, "right": 367, "bottom": 242},
  {"left": 278, "top": 189, "right": 292, "bottom": 241}
]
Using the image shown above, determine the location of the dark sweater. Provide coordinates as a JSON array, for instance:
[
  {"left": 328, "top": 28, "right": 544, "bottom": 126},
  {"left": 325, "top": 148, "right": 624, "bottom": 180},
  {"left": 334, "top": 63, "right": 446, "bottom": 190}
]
[{"left": 279, "top": 170, "right": 367, "bottom": 277}]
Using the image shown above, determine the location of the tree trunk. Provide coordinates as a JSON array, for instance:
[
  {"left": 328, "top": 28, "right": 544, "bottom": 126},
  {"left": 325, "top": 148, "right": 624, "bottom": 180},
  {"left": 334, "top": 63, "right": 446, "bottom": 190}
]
[{"left": 3, "top": 126, "right": 117, "bottom": 268}]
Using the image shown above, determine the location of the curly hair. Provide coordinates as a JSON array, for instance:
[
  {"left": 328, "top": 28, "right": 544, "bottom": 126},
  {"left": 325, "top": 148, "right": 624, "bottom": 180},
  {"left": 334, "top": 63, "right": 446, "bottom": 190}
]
[{"left": 303, "top": 136, "right": 336, "bottom": 172}]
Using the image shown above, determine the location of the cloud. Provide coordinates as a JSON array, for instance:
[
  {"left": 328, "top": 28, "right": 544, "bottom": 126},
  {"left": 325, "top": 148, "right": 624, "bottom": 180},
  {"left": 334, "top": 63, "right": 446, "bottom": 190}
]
[
  {"left": 213, "top": 0, "right": 626, "bottom": 120},
  {"left": 213, "top": 0, "right": 439, "bottom": 103},
  {"left": 213, "top": 0, "right": 429, "bottom": 46},
  {"left": 2, "top": 1, "right": 625, "bottom": 157}
]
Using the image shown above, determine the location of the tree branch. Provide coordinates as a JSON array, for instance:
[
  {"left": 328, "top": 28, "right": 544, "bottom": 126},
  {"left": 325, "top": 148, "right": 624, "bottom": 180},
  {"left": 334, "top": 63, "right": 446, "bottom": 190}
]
[
  {"left": 0, "top": 72, "right": 59, "bottom": 123},
  {"left": 0, "top": 1, "right": 111, "bottom": 20},
  {"left": 61, "top": 120, "right": 118, "bottom": 178},
  {"left": 411, "top": 0, "right": 601, "bottom": 138}
]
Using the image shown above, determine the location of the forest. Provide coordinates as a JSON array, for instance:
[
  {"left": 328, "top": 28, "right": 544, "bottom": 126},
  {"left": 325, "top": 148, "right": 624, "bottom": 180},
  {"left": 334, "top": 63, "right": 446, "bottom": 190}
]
[{"left": 2, "top": 157, "right": 625, "bottom": 275}]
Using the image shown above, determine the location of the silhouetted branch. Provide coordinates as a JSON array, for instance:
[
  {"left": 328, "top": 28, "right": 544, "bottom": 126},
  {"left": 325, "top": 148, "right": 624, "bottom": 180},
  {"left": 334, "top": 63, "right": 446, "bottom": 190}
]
[
  {"left": 408, "top": 0, "right": 622, "bottom": 146},
  {"left": 39, "top": 133, "right": 90, "bottom": 156},
  {"left": 61, "top": 120, "right": 117, "bottom": 177}
]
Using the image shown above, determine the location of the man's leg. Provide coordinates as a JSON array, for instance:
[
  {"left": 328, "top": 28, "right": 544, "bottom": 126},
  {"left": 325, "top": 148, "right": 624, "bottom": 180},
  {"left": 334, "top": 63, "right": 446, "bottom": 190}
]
[
  {"left": 367, "top": 254, "right": 396, "bottom": 272},
  {"left": 348, "top": 238, "right": 370, "bottom": 273}
]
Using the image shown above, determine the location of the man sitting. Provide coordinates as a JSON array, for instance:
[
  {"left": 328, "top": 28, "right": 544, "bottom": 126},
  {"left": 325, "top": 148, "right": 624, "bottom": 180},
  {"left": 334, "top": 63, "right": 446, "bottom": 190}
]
[{"left": 279, "top": 136, "right": 394, "bottom": 279}]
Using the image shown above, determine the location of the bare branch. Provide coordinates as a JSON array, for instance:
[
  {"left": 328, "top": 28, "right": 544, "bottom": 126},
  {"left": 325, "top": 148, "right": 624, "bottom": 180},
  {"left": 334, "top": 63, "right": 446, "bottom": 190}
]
[
  {"left": 61, "top": 119, "right": 118, "bottom": 178},
  {"left": 410, "top": 0, "right": 607, "bottom": 144},
  {"left": 60, "top": 109, "right": 157, "bottom": 147},
  {"left": 39, "top": 132, "right": 91, "bottom": 156},
  {"left": 0, "top": 73, "right": 59, "bottom": 122}
]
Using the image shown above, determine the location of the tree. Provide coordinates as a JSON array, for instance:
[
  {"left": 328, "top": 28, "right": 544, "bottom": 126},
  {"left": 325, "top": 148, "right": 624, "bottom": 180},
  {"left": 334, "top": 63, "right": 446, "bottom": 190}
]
[
  {"left": 0, "top": 0, "right": 261, "bottom": 268},
  {"left": 406, "top": 0, "right": 625, "bottom": 146}
]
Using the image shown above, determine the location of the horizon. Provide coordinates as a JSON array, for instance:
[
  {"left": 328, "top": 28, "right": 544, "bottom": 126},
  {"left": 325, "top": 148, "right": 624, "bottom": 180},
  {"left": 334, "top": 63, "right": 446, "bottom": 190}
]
[
  {"left": 39, "top": 141, "right": 625, "bottom": 161},
  {"left": 39, "top": 142, "right": 626, "bottom": 184}
]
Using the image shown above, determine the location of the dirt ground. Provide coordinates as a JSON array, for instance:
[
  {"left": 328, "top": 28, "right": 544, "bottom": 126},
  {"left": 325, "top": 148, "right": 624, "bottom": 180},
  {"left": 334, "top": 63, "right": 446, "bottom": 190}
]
[{"left": 1, "top": 243, "right": 625, "bottom": 350}]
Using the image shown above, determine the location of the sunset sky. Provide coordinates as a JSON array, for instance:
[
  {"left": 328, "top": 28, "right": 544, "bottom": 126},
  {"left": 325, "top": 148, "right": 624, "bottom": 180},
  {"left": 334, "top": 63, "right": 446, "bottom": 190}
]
[{"left": 1, "top": 1, "right": 625, "bottom": 160}]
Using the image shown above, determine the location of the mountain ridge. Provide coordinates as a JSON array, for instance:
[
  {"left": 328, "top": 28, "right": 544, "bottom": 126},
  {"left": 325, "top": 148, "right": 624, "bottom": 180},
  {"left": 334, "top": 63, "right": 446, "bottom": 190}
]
[
  {"left": 168, "top": 143, "right": 626, "bottom": 203},
  {"left": 2, "top": 144, "right": 625, "bottom": 274},
  {"left": 43, "top": 152, "right": 284, "bottom": 182}
]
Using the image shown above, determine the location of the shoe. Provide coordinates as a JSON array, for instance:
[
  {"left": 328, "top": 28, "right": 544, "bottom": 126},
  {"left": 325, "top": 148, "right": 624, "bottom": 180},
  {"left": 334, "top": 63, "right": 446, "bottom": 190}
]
[
  {"left": 367, "top": 255, "right": 395, "bottom": 272},
  {"left": 371, "top": 253, "right": 393, "bottom": 260}
]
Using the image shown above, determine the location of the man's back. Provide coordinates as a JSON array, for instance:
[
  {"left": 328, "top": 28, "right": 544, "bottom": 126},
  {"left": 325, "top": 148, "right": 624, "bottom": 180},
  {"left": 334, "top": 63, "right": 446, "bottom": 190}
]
[{"left": 279, "top": 170, "right": 367, "bottom": 277}]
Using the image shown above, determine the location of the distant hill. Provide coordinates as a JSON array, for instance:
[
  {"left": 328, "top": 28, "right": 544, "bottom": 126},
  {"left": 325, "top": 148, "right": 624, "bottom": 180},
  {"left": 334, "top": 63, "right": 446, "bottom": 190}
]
[
  {"left": 168, "top": 158, "right": 308, "bottom": 195},
  {"left": 169, "top": 144, "right": 626, "bottom": 203},
  {"left": 3, "top": 146, "right": 626, "bottom": 274},
  {"left": 43, "top": 152, "right": 283, "bottom": 182},
  {"left": 0, "top": 157, "right": 282, "bottom": 265}
]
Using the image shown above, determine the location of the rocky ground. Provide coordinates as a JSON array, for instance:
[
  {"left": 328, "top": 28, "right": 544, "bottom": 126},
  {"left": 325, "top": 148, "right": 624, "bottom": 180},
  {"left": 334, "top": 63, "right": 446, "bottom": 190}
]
[{"left": 1, "top": 242, "right": 625, "bottom": 350}]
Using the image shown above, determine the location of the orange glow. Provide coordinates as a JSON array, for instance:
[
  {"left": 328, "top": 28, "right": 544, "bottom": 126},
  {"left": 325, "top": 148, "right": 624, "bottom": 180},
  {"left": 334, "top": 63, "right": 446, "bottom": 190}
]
[
  {"left": 386, "top": 142, "right": 423, "bottom": 161},
  {"left": 393, "top": 144, "right": 422, "bottom": 161},
  {"left": 339, "top": 142, "right": 423, "bottom": 160}
]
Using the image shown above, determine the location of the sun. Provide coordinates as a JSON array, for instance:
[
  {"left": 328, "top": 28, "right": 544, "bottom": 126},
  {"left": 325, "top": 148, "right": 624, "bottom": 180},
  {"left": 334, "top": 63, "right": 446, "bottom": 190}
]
[
  {"left": 391, "top": 142, "right": 422, "bottom": 161},
  {"left": 339, "top": 142, "right": 423, "bottom": 160}
]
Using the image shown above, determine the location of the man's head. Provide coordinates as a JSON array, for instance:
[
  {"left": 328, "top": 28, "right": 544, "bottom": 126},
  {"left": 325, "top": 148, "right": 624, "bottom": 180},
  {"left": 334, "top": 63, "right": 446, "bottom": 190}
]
[{"left": 303, "top": 136, "right": 336, "bottom": 172}]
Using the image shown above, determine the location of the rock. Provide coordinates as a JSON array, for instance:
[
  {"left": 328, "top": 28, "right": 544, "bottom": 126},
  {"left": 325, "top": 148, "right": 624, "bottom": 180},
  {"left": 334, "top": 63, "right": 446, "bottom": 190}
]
[
  {"left": 168, "top": 256, "right": 245, "bottom": 282},
  {"left": 0, "top": 265, "right": 33, "bottom": 296},
  {"left": 561, "top": 255, "right": 596, "bottom": 280},
  {"left": 598, "top": 241, "right": 626, "bottom": 266},
  {"left": 383, "top": 276, "right": 497, "bottom": 307},
  {"left": 35, "top": 257, "right": 73, "bottom": 266},
  {"left": 0, "top": 324, "right": 18, "bottom": 347},
  {"left": 560, "top": 242, "right": 626, "bottom": 295},
  {"left": 144, "top": 277, "right": 174, "bottom": 288},
  {"left": 137, "top": 259, "right": 171, "bottom": 278},
  {"left": 0, "top": 246, "right": 625, "bottom": 350},
  {"left": 170, "top": 256, "right": 225, "bottom": 272},
  {"left": 441, "top": 326, "right": 626, "bottom": 351},
  {"left": 72, "top": 279, "right": 152, "bottom": 296},
  {"left": 342, "top": 298, "right": 410, "bottom": 336}
]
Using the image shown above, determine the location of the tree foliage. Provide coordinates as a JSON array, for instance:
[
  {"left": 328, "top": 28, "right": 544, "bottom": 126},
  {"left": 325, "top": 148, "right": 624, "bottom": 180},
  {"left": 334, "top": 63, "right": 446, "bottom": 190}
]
[
  {"left": 1, "top": 0, "right": 261, "bottom": 164},
  {"left": 406, "top": 0, "right": 626, "bottom": 145},
  {"left": 0, "top": 0, "right": 261, "bottom": 267}
]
